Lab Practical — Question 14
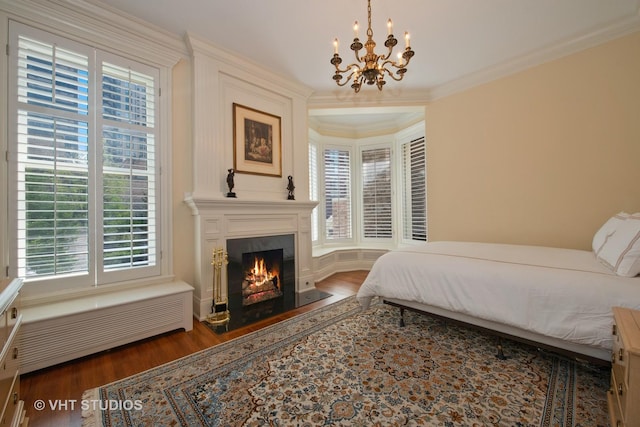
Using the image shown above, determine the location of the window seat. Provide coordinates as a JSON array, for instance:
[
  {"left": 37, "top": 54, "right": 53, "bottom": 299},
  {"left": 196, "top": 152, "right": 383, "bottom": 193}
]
[
  {"left": 20, "top": 281, "right": 193, "bottom": 374},
  {"left": 312, "top": 246, "right": 389, "bottom": 282}
]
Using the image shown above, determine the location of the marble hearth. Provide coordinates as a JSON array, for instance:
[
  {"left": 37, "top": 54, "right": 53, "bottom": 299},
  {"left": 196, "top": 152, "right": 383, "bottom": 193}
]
[{"left": 184, "top": 196, "right": 317, "bottom": 320}]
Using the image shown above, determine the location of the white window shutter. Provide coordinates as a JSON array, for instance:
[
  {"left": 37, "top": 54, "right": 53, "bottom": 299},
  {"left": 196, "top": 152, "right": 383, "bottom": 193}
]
[
  {"left": 402, "top": 137, "right": 427, "bottom": 241},
  {"left": 323, "top": 148, "right": 352, "bottom": 240},
  {"left": 10, "top": 23, "right": 161, "bottom": 288},
  {"left": 361, "top": 147, "right": 392, "bottom": 239}
]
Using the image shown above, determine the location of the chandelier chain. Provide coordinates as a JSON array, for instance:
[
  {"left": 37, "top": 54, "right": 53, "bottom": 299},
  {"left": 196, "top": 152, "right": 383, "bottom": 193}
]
[{"left": 367, "top": 0, "right": 373, "bottom": 38}]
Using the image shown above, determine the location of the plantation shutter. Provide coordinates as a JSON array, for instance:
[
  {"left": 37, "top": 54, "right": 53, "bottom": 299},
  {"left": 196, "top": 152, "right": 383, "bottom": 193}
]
[
  {"left": 10, "top": 22, "right": 161, "bottom": 288},
  {"left": 402, "top": 137, "right": 427, "bottom": 241},
  {"left": 14, "top": 33, "right": 92, "bottom": 280},
  {"left": 99, "top": 60, "right": 158, "bottom": 279},
  {"left": 309, "top": 143, "right": 319, "bottom": 242},
  {"left": 361, "top": 147, "right": 392, "bottom": 239},
  {"left": 323, "top": 148, "right": 352, "bottom": 240}
]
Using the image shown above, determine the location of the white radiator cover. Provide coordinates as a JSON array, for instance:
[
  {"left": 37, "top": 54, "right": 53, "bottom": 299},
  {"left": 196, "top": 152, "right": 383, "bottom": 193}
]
[{"left": 20, "top": 282, "right": 193, "bottom": 374}]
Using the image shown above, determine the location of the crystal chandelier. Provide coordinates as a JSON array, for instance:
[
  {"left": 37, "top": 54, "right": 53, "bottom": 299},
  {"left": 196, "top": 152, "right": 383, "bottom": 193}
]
[{"left": 331, "top": 0, "right": 415, "bottom": 93}]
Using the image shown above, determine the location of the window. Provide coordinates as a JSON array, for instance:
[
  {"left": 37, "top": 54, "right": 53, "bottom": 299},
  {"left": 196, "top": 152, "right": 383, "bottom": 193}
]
[
  {"left": 9, "top": 23, "right": 161, "bottom": 289},
  {"left": 323, "top": 148, "right": 352, "bottom": 240},
  {"left": 401, "top": 137, "right": 427, "bottom": 241},
  {"left": 310, "top": 125, "right": 426, "bottom": 248},
  {"left": 361, "top": 147, "right": 392, "bottom": 239}
]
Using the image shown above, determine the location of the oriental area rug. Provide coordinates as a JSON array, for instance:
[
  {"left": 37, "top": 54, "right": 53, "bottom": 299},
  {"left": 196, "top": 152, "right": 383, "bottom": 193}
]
[{"left": 82, "top": 296, "right": 609, "bottom": 426}]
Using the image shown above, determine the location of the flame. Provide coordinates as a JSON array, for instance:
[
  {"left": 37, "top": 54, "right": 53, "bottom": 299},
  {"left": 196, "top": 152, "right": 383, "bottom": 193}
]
[
  {"left": 253, "top": 257, "right": 267, "bottom": 277},
  {"left": 248, "top": 256, "right": 278, "bottom": 287}
]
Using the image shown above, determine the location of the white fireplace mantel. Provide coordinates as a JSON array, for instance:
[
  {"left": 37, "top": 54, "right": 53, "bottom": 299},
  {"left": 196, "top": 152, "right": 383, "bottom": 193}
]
[
  {"left": 185, "top": 196, "right": 318, "bottom": 216},
  {"left": 184, "top": 194, "right": 318, "bottom": 320}
]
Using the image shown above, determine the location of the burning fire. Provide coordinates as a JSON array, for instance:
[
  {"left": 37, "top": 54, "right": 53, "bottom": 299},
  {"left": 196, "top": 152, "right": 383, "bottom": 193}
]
[
  {"left": 242, "top": 254, "right": 283, "bottom": 306},
  {"left": 248, "top": 256, "right": 278, "bottom": 288}
]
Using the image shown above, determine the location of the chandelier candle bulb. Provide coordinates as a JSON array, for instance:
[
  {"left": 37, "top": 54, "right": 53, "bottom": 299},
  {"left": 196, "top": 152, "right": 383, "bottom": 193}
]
[
  {"left": 333, "top": 38, "right": 339, "bottom": 54},
  {"left": 353, "top": 21, "right": 359, "bottom": 38},
  {"left": 405, "top": 31, "right": 410, "bottom": 48},
  {"left": 387, "top": 19, "right": 393, "bottom": 35}
]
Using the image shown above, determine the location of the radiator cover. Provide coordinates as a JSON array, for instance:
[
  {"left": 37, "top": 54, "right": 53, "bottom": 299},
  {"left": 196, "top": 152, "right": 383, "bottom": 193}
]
[{"left": 20, "top": 282, "right": 193, "bottom": 373}]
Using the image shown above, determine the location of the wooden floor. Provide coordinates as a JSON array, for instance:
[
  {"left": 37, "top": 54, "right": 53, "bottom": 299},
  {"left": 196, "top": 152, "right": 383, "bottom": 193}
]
[{"left": 20, "top": 271, "right": 368, "bottom": 427}]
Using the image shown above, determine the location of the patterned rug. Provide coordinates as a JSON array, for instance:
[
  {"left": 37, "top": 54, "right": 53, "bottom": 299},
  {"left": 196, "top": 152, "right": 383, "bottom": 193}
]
[{"left": 82, "top": 296, "right": 610, "bottom": 426}]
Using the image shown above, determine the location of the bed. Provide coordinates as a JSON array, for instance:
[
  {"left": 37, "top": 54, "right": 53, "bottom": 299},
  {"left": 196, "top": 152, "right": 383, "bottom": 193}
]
[{"left": 357, "top": 215, "right": 640, "bottom": 363}]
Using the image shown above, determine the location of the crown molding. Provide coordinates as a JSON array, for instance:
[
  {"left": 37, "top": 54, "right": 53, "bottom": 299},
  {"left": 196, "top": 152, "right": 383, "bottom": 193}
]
[
  {"left": 308, "top": 87, "right": 432, "bottom": 108},
  {"left": 308, "top": 108, "right": 424, "bottom": 139},
  {"left": 0, "top": 0, "right": 187, "bottom": 66},
  {"left": 429, "top": 12, "right": 640, "bottom": 101}
]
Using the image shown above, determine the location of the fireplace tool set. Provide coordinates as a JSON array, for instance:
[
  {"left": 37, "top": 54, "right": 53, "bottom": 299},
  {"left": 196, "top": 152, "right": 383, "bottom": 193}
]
[{"left": 206, "top": 248, "right": 231, "bottom": 330}]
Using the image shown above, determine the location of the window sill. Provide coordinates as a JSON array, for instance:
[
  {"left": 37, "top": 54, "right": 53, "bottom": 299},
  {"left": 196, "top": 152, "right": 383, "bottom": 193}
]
[
  {"left": 21, "top": 280, "right": 193, "bottom": 324},
  {"left": 312, "top": 244, "right": 394, "bottom": 258}
]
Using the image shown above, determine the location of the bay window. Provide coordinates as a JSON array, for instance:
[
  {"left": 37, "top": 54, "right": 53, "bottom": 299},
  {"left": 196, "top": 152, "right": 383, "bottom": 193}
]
[{"left": 310, "top": 125, "right": 427, "bottom": 248}]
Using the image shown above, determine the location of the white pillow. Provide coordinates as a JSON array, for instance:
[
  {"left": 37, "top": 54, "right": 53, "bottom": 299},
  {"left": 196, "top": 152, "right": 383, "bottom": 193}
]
[
  {"left": 592, "top": 212, "right": 629, "bottom": 254},
  {"left": 597, "top": 215, "right": 640, "bottom": 277}
]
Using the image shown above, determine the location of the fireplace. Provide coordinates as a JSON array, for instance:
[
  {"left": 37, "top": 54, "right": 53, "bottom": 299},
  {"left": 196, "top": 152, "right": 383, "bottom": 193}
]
[
  {"left": 225, "top": 234, "right": 295, "bottom": 330},
  {"left": 183, "top": 196, "right": 319, "bottom": 321}
]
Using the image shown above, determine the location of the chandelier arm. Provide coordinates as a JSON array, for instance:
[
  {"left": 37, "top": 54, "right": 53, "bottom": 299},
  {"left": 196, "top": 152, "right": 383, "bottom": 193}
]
[
  {"left": 379, "top": 66, "right": 406, "bottom": 82},
  {"left": 379, "top": 43, "right": 395, "bottom": 62},
  {"left": 333, "top": 65, "right": 363, "bottom": 87},
  {"left": 335, "top": 78, "right": 355, "bottom": 87},
  {"left": 379, "top": 52, "right": 392, "bottom": 62},
  {"left": 380, "top": 50, "right": 413, "bottom": 68},
  {"left": 401, "top": 54, "right": 414, "bottom": 67},
  {"left": 378, "top": 52, "right": 414, "bottom": 73},
  {"left": 333, "top": 62, "right": 362, "bottom": 75},
  {"left": 379, "top": 58, "right": 407, "bottom": 70}
]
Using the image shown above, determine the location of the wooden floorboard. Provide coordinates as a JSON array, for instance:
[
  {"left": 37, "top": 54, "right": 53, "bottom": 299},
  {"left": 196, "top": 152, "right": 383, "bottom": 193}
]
[{"left": 20, "top": 271, "right": 368, "bottom": 427}]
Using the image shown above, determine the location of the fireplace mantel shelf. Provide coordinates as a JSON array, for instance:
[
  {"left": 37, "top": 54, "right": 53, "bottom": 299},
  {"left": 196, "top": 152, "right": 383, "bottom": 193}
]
[{"left": 184, "top": 195, "right": 318, "bottom": 216}]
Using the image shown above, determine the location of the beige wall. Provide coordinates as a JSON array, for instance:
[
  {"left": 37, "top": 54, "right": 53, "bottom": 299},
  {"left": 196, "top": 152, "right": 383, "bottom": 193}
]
[{"left": 426, "top": 31, "right": 640, "bottom": 250}]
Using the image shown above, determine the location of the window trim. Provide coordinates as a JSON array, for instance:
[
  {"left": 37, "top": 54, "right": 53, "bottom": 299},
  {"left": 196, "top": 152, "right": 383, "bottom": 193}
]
[{"left": 3, "top": 15, "right": 177, "bottom": 299}]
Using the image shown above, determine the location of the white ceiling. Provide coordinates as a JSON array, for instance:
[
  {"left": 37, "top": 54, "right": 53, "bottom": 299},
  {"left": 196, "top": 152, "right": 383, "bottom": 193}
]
[{"left": 94, "top": 0, "right": 640, "bottom": 134}]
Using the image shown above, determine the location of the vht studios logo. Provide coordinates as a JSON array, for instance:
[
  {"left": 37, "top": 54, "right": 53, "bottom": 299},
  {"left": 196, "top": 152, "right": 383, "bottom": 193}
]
[{"left": 34, "top": 399, "right": 143, "bottom": 411}]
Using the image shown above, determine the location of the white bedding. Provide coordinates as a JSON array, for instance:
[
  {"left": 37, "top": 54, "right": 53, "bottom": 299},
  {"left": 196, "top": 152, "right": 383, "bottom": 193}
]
[{"left": 357, "top": 241, "right": 640, "bottom": 354}]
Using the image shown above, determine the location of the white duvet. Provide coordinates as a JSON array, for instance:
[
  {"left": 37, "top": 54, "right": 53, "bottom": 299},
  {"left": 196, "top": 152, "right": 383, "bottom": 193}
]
[{"left": 356, "top": 241, "right": 640, "bottom": 351}]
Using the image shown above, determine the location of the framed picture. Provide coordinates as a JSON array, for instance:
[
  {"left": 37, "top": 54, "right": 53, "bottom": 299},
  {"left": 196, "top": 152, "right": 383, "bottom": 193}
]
[{"left": 233, "top": 103, "right": 282, "bottom": 177}]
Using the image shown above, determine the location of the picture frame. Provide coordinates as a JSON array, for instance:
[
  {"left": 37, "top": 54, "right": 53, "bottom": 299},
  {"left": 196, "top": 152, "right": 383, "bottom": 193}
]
[{"left": 233, "top": 103, "right": 282, "bottom": 177}]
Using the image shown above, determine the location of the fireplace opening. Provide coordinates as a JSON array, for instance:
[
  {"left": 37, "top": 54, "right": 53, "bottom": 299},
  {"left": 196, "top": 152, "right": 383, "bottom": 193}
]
[
  {"left": 225, "top": 234, "right": 296, "bottom": 330},
  {"left": 205, "top": 233, "right": 331, "bottom": 333},
  {"left": 242, "top": 249, "right": 283, "bottom": 306}
]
